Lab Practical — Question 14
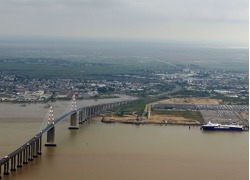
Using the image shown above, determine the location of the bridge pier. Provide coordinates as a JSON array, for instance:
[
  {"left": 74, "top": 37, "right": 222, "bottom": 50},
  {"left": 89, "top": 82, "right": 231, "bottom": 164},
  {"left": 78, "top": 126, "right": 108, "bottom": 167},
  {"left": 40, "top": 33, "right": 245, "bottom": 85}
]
[
  {"left": 91, "top": 107, "right": 94, "bottom": 116},
  {"left": 69, "top": 111, "right": 79, "bottom": 130},
  {"left": 10, "top": 157, "right": 16, "bottom": 171},
  {"left": 14, "top": 155, "right": 17, "bottom": 169},
  {"left": 83, "top": 108, "right": 86, "bottom": 122},
  {"left": 79, "top": 110, "right": 83, "bottom": 124},
  {"left": 37, "top": 137, "right": 42, "bottom": 155},
  {"left": 94, "top": 106, "right": 97, "bottom": 115},
  {"left": 89, "top": 107, "right": 93, "bottom": 118},
  {"left": 95, "top": 106, "right": 97, "bottom": 115},
  {"left": 86, "top": 107, "right": 90, "bottom": 120},
  {"left": 92, "top": 107, "right": 95, "bottom": 116},
  {"left": 86, "top": 107, "right": 90, "bottom": 119},
  {"left": 98, "top": 106, "right": 101, "bottom": 114},
  {"left": 28, "top": 145, "right": 32, "bottom": 161},
  {"left": 23, "top": 148, "right": 27, "bottom": 164},
  {"left": 82, "top": 108, "right": 86, "bottom": 121},
  {"left": 17, "top": 152, "right": 23, "bottom": 167},
  {"left": 96, "top": 106, "right": 99, "bottom": 114},
  {"left": 90, "top": 107, "right": 93, "bottom": 118},
  {"left": 28, "top": 144, "right": 33, "bottom": 161},
  {"left": 26, "top": 148, "right": 29, "bottom": 163},
  {"left": 33, "top": 141, "right": 38, "bottom": 158},
  {"left": 3, "top": 162, "right": 9, "bottom": 175},
  {"left": 96, "top": 106, "right": 100, "bottom": 114},
  {"left": 98, "top": 106, "right": 101, "bottom": 113},
  {"left": 20, "top": 151, "right": 23, "bottom": 166},
  {"left": 45, "top": 126, "right": 56, "bottom": 146},
  {"left": 22, "top": 148, "right": 28, "bottom": 165},
  {"left": 103, "top": 104, "right": 107, "bottom": 112},
  {"left": 83, "top": 109, "right": 86, "bottom": 121}
]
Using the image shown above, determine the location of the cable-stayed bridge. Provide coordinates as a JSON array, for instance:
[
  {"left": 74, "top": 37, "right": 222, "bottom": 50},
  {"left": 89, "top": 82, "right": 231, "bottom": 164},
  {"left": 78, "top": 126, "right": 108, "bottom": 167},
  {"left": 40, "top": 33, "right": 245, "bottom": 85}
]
[{"left": 0, "top": 95, "right": 137, "bottom": 178}]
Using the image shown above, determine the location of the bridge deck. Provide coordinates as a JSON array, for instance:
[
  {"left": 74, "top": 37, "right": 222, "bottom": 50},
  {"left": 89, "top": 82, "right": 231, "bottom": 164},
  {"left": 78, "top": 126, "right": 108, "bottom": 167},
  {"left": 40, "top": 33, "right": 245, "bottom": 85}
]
[{"left": 0, "top": 100, "right": 137, "bottom": 166}]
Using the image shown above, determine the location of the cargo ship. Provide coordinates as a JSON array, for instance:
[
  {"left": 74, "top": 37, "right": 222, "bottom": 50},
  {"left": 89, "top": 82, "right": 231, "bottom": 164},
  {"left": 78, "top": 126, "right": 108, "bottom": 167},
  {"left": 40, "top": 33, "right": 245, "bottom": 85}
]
[{"left": 201, "top": 121, "right": 244, "bottom": 131}]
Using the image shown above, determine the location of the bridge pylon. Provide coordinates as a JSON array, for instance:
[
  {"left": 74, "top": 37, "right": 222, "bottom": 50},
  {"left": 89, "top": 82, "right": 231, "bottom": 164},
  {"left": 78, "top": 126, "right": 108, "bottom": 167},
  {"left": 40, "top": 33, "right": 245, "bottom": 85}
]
[
  {"left": 69, "top": 94, "right": 79, "bottom": 129},
  {"left": 45, "top": 105, "right": 56, "bottom": 146}
]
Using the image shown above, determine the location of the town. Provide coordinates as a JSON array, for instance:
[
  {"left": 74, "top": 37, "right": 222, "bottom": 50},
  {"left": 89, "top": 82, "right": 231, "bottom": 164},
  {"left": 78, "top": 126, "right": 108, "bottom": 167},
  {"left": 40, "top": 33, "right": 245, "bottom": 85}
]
[{"left": 0, "top": 63, "right": 248, "bottom": 105}]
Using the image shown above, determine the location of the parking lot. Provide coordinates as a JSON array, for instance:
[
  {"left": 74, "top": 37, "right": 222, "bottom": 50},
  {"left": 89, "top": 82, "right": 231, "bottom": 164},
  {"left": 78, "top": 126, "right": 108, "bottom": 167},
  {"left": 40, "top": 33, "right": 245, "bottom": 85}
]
[
  {"left": 153, "top": 103, "right": 249, "bottom": 125},
  {"left": 153, "top": 104, "right": 249, "bottom": 111},
  {"left": 200, "top": 110, "right": 244, "bottom": 124}
]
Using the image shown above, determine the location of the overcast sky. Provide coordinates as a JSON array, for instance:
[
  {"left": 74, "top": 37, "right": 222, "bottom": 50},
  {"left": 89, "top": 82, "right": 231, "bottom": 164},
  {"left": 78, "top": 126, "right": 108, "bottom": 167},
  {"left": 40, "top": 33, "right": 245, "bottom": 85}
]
[{"left": 0, "top": 0, "right": 248, "bottom": 45}]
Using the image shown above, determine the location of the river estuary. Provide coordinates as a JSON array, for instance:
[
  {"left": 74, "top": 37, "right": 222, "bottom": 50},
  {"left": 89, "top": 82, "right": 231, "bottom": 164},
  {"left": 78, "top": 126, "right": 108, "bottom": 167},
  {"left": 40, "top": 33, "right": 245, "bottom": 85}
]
[{"left": 0, "top": 97, "right": 248, "bottom": 180}]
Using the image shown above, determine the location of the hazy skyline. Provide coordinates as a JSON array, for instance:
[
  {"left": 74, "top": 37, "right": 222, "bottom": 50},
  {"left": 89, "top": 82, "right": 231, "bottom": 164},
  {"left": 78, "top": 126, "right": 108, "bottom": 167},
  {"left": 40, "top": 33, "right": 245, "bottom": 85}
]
[{"left": 0, "top": 0, "right": 248, "bottom": 45}]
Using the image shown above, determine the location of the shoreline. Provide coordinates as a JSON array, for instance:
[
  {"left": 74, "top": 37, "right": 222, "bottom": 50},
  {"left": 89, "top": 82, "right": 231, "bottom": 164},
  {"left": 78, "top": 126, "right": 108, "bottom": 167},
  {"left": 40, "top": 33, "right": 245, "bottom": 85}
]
[
  {"left": 101, "top": 118, "right": 202, "bottom": 126},
  {"left": 100, "top": 118, "right": 249, "bottom": 131}
]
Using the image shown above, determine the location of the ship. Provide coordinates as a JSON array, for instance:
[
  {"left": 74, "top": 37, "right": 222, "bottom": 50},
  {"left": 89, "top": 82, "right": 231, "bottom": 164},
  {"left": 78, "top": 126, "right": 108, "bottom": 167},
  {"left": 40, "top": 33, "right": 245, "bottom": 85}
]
[{"left": 201, "top": 121, "right": 244, "bottom": 131}]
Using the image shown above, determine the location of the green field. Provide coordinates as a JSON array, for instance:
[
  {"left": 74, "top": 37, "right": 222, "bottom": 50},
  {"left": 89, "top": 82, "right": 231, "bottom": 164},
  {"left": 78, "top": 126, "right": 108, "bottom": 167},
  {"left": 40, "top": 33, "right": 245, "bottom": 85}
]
[
  {"left": 0, "top": 41, "right": 248, "bottom": 77},
  {"left": 0, "top": 57, "right": 173, "bottom": 79},
  {"left": 153, "top": 110, "right": 204, "bottom": 123}
]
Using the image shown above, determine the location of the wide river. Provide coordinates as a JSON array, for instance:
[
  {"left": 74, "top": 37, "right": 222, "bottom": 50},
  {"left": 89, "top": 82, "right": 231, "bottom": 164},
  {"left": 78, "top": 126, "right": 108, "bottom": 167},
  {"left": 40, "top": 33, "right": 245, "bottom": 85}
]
[{"left": 0, "top": 96, "right": 248, "bottom": 180}]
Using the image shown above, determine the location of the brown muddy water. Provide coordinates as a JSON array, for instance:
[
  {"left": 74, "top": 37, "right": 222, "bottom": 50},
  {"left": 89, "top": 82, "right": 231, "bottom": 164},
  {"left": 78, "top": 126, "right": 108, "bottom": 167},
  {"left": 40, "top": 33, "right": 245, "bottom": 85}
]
[{"left": 0, "top": 98, "right": 248, "bottom": 180}]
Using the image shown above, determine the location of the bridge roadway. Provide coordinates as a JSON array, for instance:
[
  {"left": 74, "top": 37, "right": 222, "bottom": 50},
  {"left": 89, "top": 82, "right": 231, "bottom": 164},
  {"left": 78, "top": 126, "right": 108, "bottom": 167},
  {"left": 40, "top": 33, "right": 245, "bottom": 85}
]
[{"left": 0, "top": 99, "right": 137, "bottom": 178}]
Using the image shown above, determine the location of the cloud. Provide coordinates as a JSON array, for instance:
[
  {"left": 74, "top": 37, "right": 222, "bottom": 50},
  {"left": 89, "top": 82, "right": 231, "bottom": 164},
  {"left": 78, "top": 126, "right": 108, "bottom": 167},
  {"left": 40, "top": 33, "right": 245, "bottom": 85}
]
[{"left": 0, "top": 0, "right": 248, "bottom": 44}]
